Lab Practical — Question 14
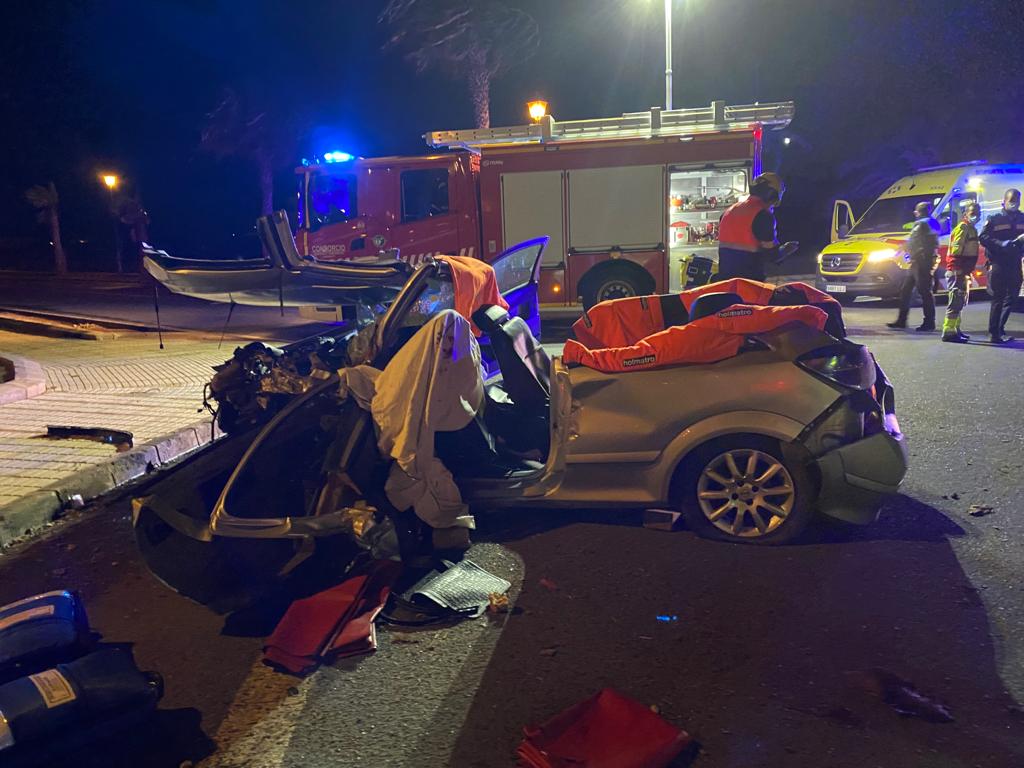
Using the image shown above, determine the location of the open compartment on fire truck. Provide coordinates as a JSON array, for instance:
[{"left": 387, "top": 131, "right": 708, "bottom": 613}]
[{"left": 669, "top": 165, "right": 749, "bottom": 288}]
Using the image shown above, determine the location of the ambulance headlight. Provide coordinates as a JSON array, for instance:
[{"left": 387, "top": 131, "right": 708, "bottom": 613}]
[{"left": 867, "top": 248, "right": 898, "bottom": 263}]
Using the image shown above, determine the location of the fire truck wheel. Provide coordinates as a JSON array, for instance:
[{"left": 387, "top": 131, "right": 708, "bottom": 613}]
[
  {"left": 675, "top": 435, "right": 815, "bottom": 545},
  {"left": 580, "top": 263, "right": 654, "bottom": 309}
]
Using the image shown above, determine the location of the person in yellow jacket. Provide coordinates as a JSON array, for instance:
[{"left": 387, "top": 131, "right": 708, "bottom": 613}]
[{"left": 942, "top": 202, "right": 982, "bottom": 343}]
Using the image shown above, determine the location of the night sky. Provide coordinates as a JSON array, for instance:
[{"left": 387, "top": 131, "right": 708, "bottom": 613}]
[{"left": 2, "top": 0, "right": 1020, "bottom": 269}]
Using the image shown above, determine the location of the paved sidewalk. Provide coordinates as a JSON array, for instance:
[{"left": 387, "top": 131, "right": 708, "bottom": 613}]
[{"left": 0, "top": 329, "right": 284, "bottom": 544}]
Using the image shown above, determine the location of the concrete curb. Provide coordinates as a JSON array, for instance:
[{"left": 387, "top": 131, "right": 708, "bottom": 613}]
[
  {"left": 0, "top": 311, "right": 118, "bottom": 341},
  {"left": 0, "top": 354, "right": 47, "bottom": 404},
  {"left": 0, "top": 417, "right": 220, "bottom": 548}
]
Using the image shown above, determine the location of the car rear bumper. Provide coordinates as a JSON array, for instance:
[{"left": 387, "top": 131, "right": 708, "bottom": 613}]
[{"left": 814, "top": 414, "right": 908, "bottom": 524}]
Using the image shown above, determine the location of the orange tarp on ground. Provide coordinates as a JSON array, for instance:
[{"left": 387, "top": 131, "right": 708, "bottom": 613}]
[
  {"left": 563, "top": 303, "right": 828, "bottom": 373},
  {"left": 436, "top": 255, "right": 509, "bottom": 336}
]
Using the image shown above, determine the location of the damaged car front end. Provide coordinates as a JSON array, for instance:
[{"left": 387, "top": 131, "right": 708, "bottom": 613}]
[{"left": 132, "top": 260, "right": 909, "bottom": 612}]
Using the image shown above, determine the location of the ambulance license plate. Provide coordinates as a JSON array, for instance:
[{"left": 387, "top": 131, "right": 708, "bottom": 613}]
[{"left": 825, "top": 283, "right": 847, "bottom": 293}]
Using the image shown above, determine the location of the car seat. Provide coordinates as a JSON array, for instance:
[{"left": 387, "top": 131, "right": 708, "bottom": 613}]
[
  {"left": 688, "top": 291, "right": 745, "bottom": 321},
  {"left": 471, "top": 305, "right": 551, "bottom": 409}
]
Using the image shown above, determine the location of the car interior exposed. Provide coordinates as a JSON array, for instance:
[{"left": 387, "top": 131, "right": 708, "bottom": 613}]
[{"left": 433, "top": 303, "right": 552, "bottom": 480}]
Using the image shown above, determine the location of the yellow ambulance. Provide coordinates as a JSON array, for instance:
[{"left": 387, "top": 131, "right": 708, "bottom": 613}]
[{"left": 816, "top": 161, "right": 1024, "bottom": 302}]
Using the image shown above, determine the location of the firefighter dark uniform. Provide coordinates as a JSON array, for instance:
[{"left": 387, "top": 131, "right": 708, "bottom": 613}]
[
  {"left": 942, "top": 214, "right": 979, "bottom": 341},
  {"left": 717, "top": 196, "right": 777, "bottom": 282},
  {"left": 891, "top": 218, "right": 938, "bottom": 330},
  {"left": 979, "top": 210, "right": 1024, "bottom": 342}
]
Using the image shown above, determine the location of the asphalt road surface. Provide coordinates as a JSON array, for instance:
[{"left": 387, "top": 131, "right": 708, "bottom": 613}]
[{"left": 1, "top": 298, "right": 1023, "bottom": 767}]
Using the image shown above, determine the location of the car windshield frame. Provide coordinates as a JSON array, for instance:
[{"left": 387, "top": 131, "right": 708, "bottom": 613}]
[
  {"left": 849, "top": 193, "right": 945, "bottom": 235},
  {"left": 372, "top": 261, "right": 455, "bottom": 364}
]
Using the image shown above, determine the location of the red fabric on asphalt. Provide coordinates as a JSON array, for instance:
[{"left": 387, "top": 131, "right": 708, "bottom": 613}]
[
  {"left": 436, "top": 255, "right": 509, "bottom": 337},
  {"left": 517, "top": 688, "right": 691, "bottom": 768},
  {"left": 263, "top": 560, "right": 402, "bottom": 676}
]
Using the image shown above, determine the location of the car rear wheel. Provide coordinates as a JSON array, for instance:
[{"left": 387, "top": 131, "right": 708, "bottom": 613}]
[{"left": 677, "top": 436, "right": 815, "bottom": 545}]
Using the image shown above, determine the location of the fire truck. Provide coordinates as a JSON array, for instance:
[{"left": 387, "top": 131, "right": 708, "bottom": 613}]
[{"left": 297, "top": 101, "right": 793, "bottom": 307}]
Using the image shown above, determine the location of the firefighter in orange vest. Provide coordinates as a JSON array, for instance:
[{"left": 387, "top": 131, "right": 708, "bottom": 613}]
[{"left": 717, "top": 173, "right": 797, "bottom": 281}]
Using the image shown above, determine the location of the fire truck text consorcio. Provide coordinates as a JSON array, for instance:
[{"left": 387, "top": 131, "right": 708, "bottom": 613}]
[{"left": 298, "top": 101, "right": 794, "bottom": 308}]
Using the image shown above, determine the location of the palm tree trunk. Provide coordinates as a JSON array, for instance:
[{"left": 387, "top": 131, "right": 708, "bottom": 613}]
[
  {"left": 48, "top": 209, "right": 68, "bottom": 275},
  {"left": 258, "top": 156, "right": 274, "bottom": 215},
  {"left": 467, "top": 49, "right": 491, "bottom": 129}
]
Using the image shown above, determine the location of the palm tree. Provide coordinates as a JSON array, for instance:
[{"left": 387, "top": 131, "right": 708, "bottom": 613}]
[
  {"left": 380, "top": 0, "right": 540, "bottom": 129},
  {"left": 25, "top": 182, "right": 68, "bottom": 275},
  {"left": 200, "top": 87, "right": 300, "bottom": 216}
]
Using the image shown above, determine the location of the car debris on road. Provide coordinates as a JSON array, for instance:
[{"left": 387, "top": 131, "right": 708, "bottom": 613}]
[{"left": 968, "top": 504, "right": 996, "bottom": 517}]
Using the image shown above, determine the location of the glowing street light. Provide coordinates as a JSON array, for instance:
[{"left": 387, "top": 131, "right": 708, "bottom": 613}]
[
  {"left": 527, "top": 100, "right": 548, "bottom": 122},
  {"left": 99, "top": 173, "right": 123, "bottom": 271}
]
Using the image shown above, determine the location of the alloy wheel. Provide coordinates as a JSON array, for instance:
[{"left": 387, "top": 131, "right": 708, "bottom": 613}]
[{"left": 696, "top": 449, "right": 795, "bottom": 538}]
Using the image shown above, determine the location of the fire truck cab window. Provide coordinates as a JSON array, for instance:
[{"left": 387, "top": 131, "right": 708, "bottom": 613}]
[
  {"left": 401, "top": 168, "right": 449, "bottom": 223},
  {"left": 309, "top": 172, "right": 357, "bottom": 229}
]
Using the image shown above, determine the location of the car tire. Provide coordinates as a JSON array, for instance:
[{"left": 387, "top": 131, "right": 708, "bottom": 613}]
[
  {"left": 676, "top": 436, "right": 815, "bottom": 545},
  {"left": 580, "top": 264, "right": 649, "bottom": 309}
]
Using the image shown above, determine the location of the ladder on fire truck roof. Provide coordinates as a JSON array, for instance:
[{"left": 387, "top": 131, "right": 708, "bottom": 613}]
[{"left": 425, "top": 100, "right": 794, "bottom": 151}]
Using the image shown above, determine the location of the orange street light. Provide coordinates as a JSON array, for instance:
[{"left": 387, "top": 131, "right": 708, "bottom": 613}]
[
  {"left": 527, "top": 100, "right": 548, "bottom": 122},
  {"left": 101, "top": 174, "right": 119, "bottom": 190}
]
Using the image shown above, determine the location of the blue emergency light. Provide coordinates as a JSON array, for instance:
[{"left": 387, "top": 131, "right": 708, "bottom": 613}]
[{"left": 323, "top": 151, "right": 353, "bottom": 164}]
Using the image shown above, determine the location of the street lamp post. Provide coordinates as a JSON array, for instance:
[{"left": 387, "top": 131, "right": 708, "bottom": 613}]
[
  {"left": 663, "top": 0, "right": 672, "bottom": 111},
  {"left": 100, "top": 174, "right": 123, "bottom": 272}
]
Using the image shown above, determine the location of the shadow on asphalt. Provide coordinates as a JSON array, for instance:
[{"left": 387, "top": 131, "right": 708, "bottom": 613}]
[
  {"left": 0, "top": 493, "right": 1018, "bottom": 767},
  {"left": 6, "top": 706, "right": 215, "bottom": 768},
  {"left": 473, "top": 493, "right": 965, "bottom": 547},
  {"left": 435, "top": 497, "right": 1022, "bottom": 767}
]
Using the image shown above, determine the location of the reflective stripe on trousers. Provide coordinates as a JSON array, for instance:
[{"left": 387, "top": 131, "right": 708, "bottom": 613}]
[{"left": 945, "top": 270, "right": 968, "bottom": 320}]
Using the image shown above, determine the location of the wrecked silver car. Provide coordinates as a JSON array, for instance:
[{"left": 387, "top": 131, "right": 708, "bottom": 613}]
[{"left": 132, "top": 236, "right": 907, "bottom": 612}]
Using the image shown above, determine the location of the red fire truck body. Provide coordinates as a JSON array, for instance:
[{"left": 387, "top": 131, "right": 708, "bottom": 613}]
[{"left": 296, "top": 102, "right": 793, "bottom": 307}]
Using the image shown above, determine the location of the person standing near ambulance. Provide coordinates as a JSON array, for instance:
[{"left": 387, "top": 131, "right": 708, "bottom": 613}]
[
  {"left": 979, "top": 188, "right": 1024, "bottom": 344},
  {"left": 886, "top": 202, "right": 938, "bottom": 331},
  {"left": 941, "top": 201, "right": 981, "bottom": 343},
  {"left": 717, "top": 173, "right": 797, "bottom": 281}
]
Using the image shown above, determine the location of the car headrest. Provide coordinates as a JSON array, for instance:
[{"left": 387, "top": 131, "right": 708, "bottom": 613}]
[
  {"left": 471, "top": 304, "right": 510, "bottom": 334},
  {"left": 689, "top": 292, "right": 745, "bottom": 321}
]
